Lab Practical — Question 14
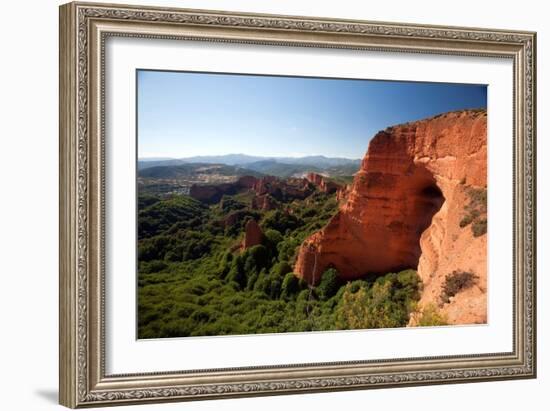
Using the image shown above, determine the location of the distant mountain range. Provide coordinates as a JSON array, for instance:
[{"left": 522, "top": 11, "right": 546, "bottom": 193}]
[{"left": 138, "top": 154, "right": 361, "bottom": 178}]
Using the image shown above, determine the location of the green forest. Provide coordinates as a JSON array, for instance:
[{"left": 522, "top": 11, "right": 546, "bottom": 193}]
[{"left": 137, "top": 182, "right": 428, "bottom": 339}]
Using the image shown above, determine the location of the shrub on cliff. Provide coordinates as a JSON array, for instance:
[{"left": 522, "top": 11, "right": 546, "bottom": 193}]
[
  {"left": 472, "top": 218, "right": 487, "bottom": 237},
  {"left": 460, "top": 187, "right": 487, "bottom": 237},
  {"left": 440, "top": 270, "right": 478, "bottom": 304}
]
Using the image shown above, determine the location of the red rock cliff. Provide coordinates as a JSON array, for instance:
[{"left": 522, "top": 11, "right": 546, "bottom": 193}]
[
  {"left": 190, "top": 176, "right": 257, "bottom": 203},
  {"left": 294, "top": 109, "right": 487, "bottom": 324},
  {"left": 306, "top": 172, "right": 342, "bottom": 194},
  {"left": 241, "top": 219, "right": 264, "bottom": 250}
]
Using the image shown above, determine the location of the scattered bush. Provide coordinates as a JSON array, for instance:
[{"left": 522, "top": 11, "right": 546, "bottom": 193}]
[
  {"left": 472, "top": 218, "right": 487, "bottom": 237},
  {"left": 459, "top": 214, "right": 473, "bottom": 228},
  {"left": 335, "top": 270, "right": 421, "bottom": 330},
  {"left": 440, "top": 270, "right": 478, "bottom": 304},
  {"left": 415, "top": 303, "right": 448, "bottom": 327},
  {"left": 460, "top": 187, "right": 487, "bottom": 237}
]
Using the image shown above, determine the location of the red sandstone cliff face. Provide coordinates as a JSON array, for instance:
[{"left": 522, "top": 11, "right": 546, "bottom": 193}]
[
  {"left": 336, "top": 185, "right": 350, "bottom": 202},
  {"left": 251, "top": 194, "right": 278, "bottom": 211},
  {"left": 248, "top": 176, "right": 313, "bottom": 210},
  {"left": 189, "top": 176, "right": 257, "bottom": 203},
  {"left": 294, "top": 110, "right": 487, "bottom": 325},
  {"left": 241, "top": 219, "right": 263, "bottom": 250},
  {"left": 253, "top": 176, "right": 313, "bottom": 200},
  {"left": 306, "top": 172, "right": 342, "bottom": 194},
  {"left": 191, "top": 175, "right": 316, "bottom": 206}
]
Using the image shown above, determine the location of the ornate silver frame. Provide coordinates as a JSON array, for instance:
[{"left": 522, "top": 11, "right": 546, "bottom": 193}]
[{"left": 59, "top": 1, "right": 536, "bottom": 408}]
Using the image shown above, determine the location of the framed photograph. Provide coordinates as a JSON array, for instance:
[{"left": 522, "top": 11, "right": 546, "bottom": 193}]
[{"left": 59, "top": 2, "right": 537, "bottom": 408}]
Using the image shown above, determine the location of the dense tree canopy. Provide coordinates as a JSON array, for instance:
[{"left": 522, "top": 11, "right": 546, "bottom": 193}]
[{"left": 137, "top": 187, "right": 424, "bottom": 338}]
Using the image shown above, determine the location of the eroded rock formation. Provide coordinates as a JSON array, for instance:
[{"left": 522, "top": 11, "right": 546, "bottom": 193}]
[
  {"left": 253, "top": 176, "right": 313, "bottom": 201},
  {"left": 294, "top": 109, "right": 487, "bottom": 324},
  {"left": 336, "top": 185, "right": 350, "bottom": 202},
  {"left": 251, "top": 194, "right": 278, "bottom": 211},
  {"left": 191, "top": 175, "right": 315, "bottom": 205},
  {"left": 189, "top": 176, "right": 257, "bottom": 203},
  {"left": 306, "top": 172, "right": 342, "bottom": 194},
  {"left": 241, "top": 219, "right": 264, "bottom": 250}
]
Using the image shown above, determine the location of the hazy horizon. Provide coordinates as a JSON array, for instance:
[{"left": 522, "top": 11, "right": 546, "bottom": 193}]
[
  {"left": 138, "top": 153, "right": 362, "bottom": 161},
  {"left": 138, "top": 70, "right": 487, "bottom": 159}
]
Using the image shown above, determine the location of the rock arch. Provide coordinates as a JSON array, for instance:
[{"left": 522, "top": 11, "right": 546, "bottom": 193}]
[
  {"left": 293, "top": 109, "right": 488, "bottom": 325},
  {"left": 294, "top": 158, "right": 445, "bottom": 284}
]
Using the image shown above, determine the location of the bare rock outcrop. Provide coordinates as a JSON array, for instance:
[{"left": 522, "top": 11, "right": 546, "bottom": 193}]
[
  {"left": 251, "top": 176, "right": 314, "bottom": 202},
  {"left": 191, "top": 175, "right": 317, "bottom": 206},
  {"left": 251, "top": 194, "right": 278, "bottom": 211},
  {"left": 294, "top": 109, "right": 487, "bottom": 324},
  {"left": 336, "top": 185, "right": 350, "bottom": 202},
  {"left": 306, "top": 172, "right": 341, "bottom": 194},
  {"left": 241, "top": 219, "right": 263, "bottom": 250},
  {"left": 189, "top": 176, "right": 258, "bottom": 203}
]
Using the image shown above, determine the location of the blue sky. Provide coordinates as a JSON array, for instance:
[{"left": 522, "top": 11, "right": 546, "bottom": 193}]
[{"left": 137, "top": 70, "right": 486, "bottom": 159}]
